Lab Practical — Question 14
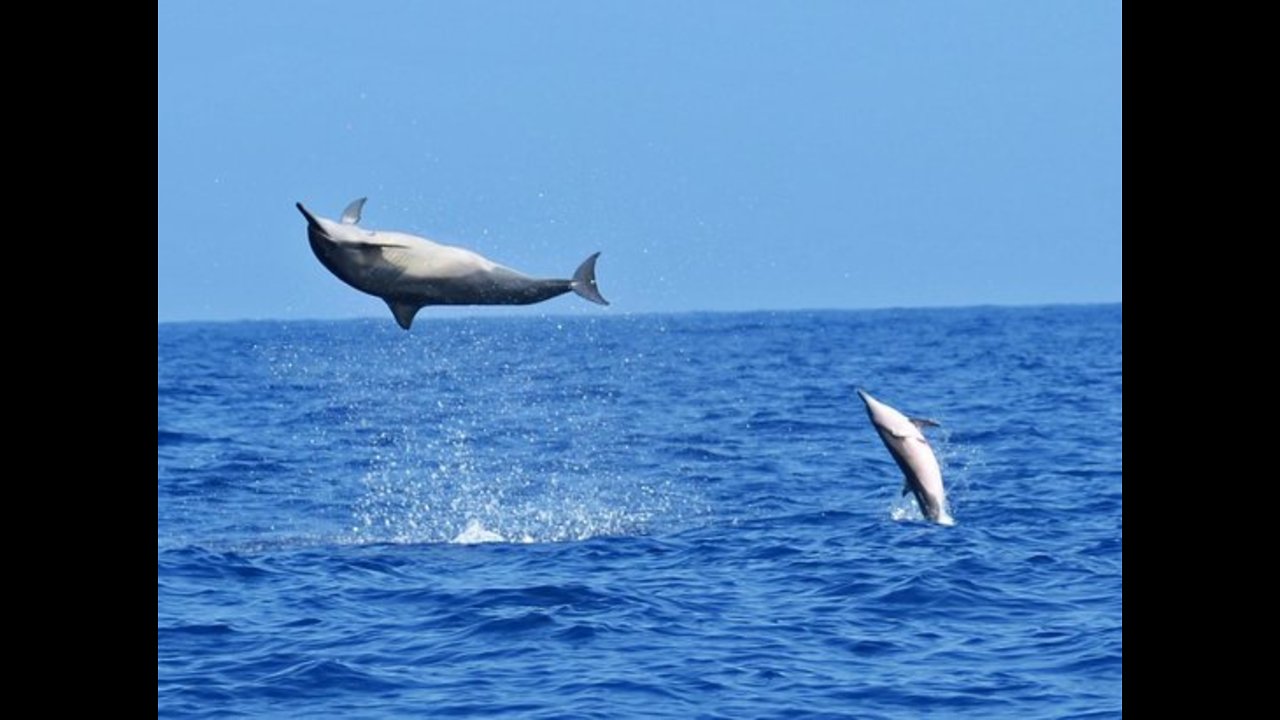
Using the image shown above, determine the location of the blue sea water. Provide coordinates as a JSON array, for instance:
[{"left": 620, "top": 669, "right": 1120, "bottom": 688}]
[{"left": 158, "top": 305, "right": 1122, "bottom": 718}]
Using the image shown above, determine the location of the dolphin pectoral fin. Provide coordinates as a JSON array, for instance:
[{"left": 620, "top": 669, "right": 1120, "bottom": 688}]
[
  {"left": 346, "top": 240, "right": 404, "bottom": 251},
  {"left": 340, "top": 197, "right": 367, "bottom": 225},
  {"left": 570, "top": 252, "right": 609, "bottom": 306},
  {"left": 902, "top": 481, "right": 911, "bottom": 497},
  {"left": 329, "top": 234, "right": 411, "bottom": 251},
  {"left": 910, "top": 417, "right": 941, "bottom": 429},
  {"left": 386, "top": 300, "right": 421, "bottom": 330}
]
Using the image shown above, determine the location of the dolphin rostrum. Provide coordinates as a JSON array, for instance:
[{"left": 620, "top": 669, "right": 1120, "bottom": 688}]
[
  {"left": 296, "top": 197, "right": 608, "bottom": 329},
  {"left": 857, "top": 389, "right": 954, "bottom": 526}
]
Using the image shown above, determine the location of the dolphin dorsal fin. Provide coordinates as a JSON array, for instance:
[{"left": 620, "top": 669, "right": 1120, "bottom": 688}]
[
  {"left": 341, "top": 197, "right": 367, "bottom": 225},
  {"left": 910, "top": 417, "right": 940, "bottom": 429},
  {"left": 386, "top": 300, "right": 421, "bottom": 330}
]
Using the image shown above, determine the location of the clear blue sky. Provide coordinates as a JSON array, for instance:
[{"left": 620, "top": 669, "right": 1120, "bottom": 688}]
[{"left": 158, "top": 1, "right": 1121, "bottom": 323}]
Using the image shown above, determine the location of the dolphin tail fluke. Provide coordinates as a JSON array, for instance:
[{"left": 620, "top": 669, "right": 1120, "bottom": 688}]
[
  {"left": 387, "top": 300, "right": 422, "bottom": 330},
  {"left": 570, "top": 252, "right": 609, "bottom": 306}
]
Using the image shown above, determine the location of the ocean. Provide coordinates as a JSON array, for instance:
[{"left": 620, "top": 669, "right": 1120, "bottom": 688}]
[{"left": 158, "top": 305, "right": 1122, "bottom": 718}]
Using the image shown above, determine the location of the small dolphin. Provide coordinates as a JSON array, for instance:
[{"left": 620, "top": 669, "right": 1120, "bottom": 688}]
[
  {"left": 857, "top": 389, "right": 954, "bottom": 526},
  {"left": 297, "top": 197, "right": 608, "bottom": 329}
]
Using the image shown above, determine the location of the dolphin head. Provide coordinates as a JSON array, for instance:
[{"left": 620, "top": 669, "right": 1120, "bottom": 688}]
[
  {"left": 297, "top": 198, "right": 373, "bottom": 251},
  {"left": 297, "top": 203, "right": 342, "bottom": 270},
  {"left": 297, "top": 202, "right": 333, "bottom": 243},
  {"left": 296, "top": 201, "right": 375, "bottom": 287},
  {"left": 296, "top": 202, "right": 340, "bottom": 241},
  {"left": 856, "top": 388, "right": 893, "bottom": 426}
]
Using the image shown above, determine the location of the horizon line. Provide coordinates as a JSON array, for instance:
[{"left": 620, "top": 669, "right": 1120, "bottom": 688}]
[{"left": 158, "top": 299, "right": 1122, "bottom": 327}]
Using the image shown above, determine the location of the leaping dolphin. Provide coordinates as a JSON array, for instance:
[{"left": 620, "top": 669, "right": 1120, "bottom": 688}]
[
  {"left": 296, "top": 197, "right": 608, "bottom": 329},
  {"left": 857, "top": 389, "right": 954, "bottom": 526}
]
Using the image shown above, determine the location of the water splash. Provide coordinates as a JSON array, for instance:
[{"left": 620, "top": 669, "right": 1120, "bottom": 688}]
[
  {"left": 451, "top": 519, "right": 513, "bottom": 544},
  {"left": 347, "top": 424, "right": 693, "bottom": 545},
  {"left": 934, "top": 431, "right": 984, "bottom": 520}
]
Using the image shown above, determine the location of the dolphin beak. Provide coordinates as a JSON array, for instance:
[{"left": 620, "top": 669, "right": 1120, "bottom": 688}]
[
  {"left": 296, "top": 202, "right": 323, "bottom": 230},
  {"left": 856, "top": 388, "right": 870, "bottom": 403}
]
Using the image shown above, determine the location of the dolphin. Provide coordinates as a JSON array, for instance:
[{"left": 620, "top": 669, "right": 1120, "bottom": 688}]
[
  {"left": 857, "top": 389, "right": 954, "bottom": 526},
  {"left": 296, "top": 197, "right": 608, "bottom": 329}
]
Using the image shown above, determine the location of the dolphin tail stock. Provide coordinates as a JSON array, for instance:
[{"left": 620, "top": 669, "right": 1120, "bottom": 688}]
[{"left": 570, "top": 252, "right": 609, "bottom": 306}]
